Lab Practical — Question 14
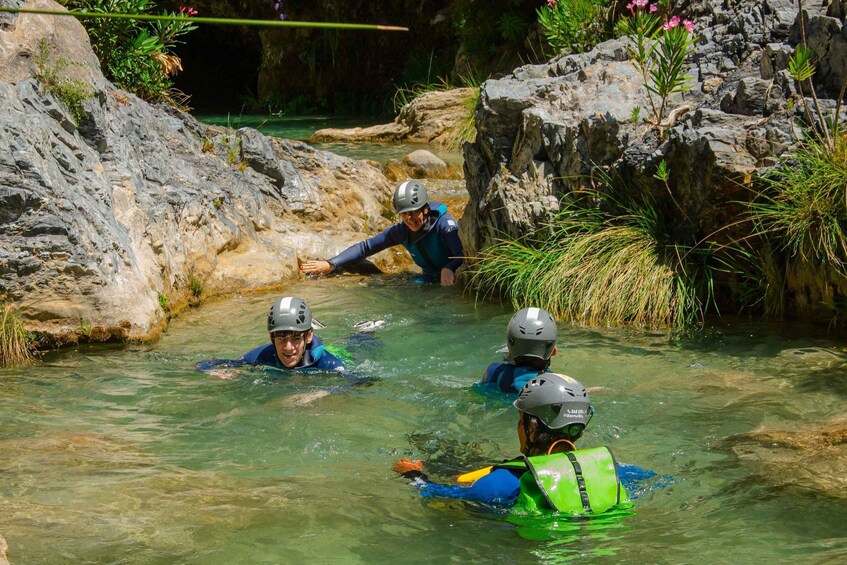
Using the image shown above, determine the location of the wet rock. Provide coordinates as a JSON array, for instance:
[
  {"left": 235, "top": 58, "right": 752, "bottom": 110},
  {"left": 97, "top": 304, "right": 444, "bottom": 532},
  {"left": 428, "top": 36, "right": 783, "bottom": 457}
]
[
  {"left": 309, "top": 88, "right": 476, "bottom": 147},
  {"left": 0, "top": 1, "right": 408, "bottom": 341}
]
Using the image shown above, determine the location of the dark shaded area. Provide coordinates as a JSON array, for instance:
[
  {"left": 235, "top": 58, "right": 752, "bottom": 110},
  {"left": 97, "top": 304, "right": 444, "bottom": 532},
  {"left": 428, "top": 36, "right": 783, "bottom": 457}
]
[
  {"left": 162, "top": 0, "right": 544, "bottom": 115},
  {"left": 171, "top": 22, "right": 263, "bottom": 113}
]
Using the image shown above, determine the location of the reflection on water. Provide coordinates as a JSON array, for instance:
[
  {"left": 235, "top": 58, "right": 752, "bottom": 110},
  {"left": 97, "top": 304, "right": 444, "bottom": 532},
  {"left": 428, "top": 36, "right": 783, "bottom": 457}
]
[
  {"left": 196, "top": 114, "right": 464, "bottom": 164},
  {"left": 2, "top": 276, "right": 847, "bottom": 562}
]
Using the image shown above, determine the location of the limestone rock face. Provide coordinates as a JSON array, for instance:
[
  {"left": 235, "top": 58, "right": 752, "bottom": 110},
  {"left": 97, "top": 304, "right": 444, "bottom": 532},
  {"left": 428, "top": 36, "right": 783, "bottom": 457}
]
[
  {"left": 0, "top": 1, "right": 401, "bottom": 340},
  {"left": 460, "top": 0, "right": 847, "bottom": 319}
]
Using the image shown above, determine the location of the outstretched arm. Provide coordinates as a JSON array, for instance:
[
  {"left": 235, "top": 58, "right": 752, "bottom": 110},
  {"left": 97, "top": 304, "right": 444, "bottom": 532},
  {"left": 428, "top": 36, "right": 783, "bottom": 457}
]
[
  {"left": 392, "top": 459, "right": 520, "bottom": 506},
  {"left": 300, "top": 225, "right": 406, "bottom": 275}
]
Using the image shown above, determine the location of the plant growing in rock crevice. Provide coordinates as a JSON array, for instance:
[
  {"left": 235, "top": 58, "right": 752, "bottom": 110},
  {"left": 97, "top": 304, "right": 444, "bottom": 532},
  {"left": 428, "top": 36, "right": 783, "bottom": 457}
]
[
  {"left": 1, "top": 301, "right": 34, "bottom": 367},
  {"left": 622, "top": 0, "right": 696, "bottom": 128},
  {"left": 33, "top": 39, "right": 94, "bottom": 126}
]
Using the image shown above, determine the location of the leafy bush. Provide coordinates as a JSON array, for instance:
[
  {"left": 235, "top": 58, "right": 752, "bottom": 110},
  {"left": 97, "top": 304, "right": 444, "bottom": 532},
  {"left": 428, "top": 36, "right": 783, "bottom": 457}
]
[
  {"left": 536, "top": 0, "right": 611, "bottom": 56},
  {"left": 751, "top": 133, "right": 847, "bottom": 277},
  {"left": 61, "top": 0, "right": 197, "bottom": 106}
]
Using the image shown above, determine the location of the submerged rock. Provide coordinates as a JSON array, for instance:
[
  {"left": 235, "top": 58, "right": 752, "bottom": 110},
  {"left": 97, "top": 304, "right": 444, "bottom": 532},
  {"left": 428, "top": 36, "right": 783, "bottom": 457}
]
[{"left": 722, "top": 418, "right": 847, "bottom": 499}]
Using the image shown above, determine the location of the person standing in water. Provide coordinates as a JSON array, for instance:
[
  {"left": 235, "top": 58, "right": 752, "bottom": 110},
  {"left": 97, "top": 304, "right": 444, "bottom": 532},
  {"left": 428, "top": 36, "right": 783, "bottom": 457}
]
[{"left": 299, "top": 180, "right": 464, "bottom": 285}]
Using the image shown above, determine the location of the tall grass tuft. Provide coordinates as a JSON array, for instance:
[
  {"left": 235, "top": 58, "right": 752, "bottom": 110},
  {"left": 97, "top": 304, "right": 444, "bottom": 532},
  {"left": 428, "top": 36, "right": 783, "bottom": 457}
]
[
  {"left": 750, "top": 132, "right": 847, "bottom": 276},
  {"left": 1, "top": 301, "right": 34, "bottom": 367},
  {"left": 468, "top": 190, "right": 718, "bottom": 329}
]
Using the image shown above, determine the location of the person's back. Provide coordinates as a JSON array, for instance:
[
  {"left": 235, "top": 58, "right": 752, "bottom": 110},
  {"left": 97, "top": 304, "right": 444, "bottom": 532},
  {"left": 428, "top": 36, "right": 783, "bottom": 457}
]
[
  {"left": 395, "top": 373, "right": 656, "bottom": 517},
  {"left": 480, "top": 307, "right": 558, "bottom": 393}
]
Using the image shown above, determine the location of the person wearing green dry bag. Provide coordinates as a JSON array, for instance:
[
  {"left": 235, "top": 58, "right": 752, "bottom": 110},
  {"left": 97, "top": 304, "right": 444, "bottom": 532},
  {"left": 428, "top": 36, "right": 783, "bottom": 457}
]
[{"left": 393, "top": 373, "right": 656, "bottom": 519}]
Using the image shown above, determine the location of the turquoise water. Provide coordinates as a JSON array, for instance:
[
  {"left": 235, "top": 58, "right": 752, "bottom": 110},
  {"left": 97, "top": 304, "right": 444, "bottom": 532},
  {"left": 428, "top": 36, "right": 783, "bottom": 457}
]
[
  {"left": 2, "top": 275, "right": 847, "bottom": 563},
  {"left": 196, "top": 114, "right": 464, "bottom": 164}
]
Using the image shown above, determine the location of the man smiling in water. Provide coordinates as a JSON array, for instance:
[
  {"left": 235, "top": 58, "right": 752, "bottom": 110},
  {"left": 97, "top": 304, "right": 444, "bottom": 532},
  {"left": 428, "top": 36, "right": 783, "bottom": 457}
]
[
  {"left": 299, "top": 180, "right": 464, "bottom": 285},
  {"left": 196, "top": 296, "right": 346, "bottom": 377}
]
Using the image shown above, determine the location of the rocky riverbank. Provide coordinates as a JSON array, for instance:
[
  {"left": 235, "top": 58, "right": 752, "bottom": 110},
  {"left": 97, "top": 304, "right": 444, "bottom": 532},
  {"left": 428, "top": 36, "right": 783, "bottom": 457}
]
[{"left": 0, "top": 0, "right": 413, "bottom": 344}]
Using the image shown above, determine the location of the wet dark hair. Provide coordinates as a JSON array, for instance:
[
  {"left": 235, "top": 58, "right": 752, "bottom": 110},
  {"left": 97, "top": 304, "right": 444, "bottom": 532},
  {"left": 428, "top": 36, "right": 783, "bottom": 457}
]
[
  {"left": 521, "top": 412, "right": 584, "bottom": 455},
  {"left": 513, "top": 355, "right": 552, "bottom": 371}
]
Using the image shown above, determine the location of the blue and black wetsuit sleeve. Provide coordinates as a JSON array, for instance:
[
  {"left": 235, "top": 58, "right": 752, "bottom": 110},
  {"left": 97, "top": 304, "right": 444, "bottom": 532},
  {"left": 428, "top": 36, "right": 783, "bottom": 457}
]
[
  {"left": 438, "top": 214, "right": 464, "bottom": 272},
  {"left": 412, "top": 468, "right": 522, "bottom": 507},
  {"left": 327, "top": 223, "right": 407, "bottom": 271}
]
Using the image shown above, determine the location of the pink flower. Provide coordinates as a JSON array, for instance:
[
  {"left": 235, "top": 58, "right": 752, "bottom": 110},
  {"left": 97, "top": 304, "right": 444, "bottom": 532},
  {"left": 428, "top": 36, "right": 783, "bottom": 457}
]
[
  {"left": 683, "top": 19, "right": 694, "bottom": 31},
  {"left": 663, "top": 15, "right": 680, "bottom": 30},
  {"left": 547, "top": 0, "right": 557, "bottom": 7},
  {"left": 649, "top": 4, "right": 657, "bottom": 12},
  {"left": 634, "top": 0, "right": 649, "bottom": 7},
  {"left": 178, "top": 6, "right": 197, "bottom": 17}
]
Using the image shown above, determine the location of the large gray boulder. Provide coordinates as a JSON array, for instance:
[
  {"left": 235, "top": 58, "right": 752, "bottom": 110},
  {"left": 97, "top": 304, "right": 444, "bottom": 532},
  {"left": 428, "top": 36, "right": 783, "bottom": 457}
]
[{"left": 0, "top": 0, "right": 399, "bottom": 341}]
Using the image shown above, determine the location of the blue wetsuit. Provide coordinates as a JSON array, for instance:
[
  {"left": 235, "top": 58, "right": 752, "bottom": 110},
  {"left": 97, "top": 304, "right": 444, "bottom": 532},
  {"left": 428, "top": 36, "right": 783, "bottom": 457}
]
[
  {"left": 412, "top": 462, "right": 655, "bottom": 507},
  {"left": 328, "top": 201, "right": 463, "bottom": 281},
  {"left": 480, "top": 362, "right": 549, "bottom": 393},
  {"left": 196, "top": 334, "right": 346, "bottom": 372}
]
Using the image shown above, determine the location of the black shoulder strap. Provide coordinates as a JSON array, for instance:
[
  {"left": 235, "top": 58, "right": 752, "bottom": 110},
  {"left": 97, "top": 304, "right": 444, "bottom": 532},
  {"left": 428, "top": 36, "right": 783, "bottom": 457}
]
[{"left": 565, "top": 451, "right": 593, "bottom": 513}]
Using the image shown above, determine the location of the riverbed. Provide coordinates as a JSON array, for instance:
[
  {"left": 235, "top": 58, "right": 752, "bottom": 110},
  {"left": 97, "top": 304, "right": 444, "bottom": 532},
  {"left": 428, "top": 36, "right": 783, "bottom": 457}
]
[{"left": 2, "top": 275, "right": 846, "bottom": 563}]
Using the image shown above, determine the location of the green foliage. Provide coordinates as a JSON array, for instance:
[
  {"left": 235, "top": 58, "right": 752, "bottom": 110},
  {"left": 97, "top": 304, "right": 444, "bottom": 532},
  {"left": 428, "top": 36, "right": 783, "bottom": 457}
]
[
  {"left": 630, "top": 106, "right": 641, "bottom": 123},
  {"left": 1, "top": 301, "right": 34, "bottom": 367},
  {"left": 622, "top": 3, "right": 696, "bottom": 126},
  {"left": 750, "top": 132, "right": 847, "bottom": 277},
  {"left": 158, "top": 292, "right": 170, "bottom": 312},
  {"left": 33, "top": 39, "right": 94, "bottom": 125},
  {"left": 212, "top": 197, "right": 223, "bottom": 209},
  {"left": 449, "top": 86, "right": 480, "bottom": 149},
  {"left": 788, "top": 44, "right": 815, "bottom": 83},
  {"left": 497, "top": 12, "right": 527, "bottom": 43},
  {"left": 468, "top": 189, "right": 720, "bottom": 329},
  {"left": 536, "top": 0, "right": 610, "bottom": 55},
  {"left": 61, "top": 0, "right": 197, "bottom": 106},
  {"left": 79, "top": 319, "right": 93, "bottom": 336},
  {"left": 188, "top": 272, "right": 203, "bottom": 297}
]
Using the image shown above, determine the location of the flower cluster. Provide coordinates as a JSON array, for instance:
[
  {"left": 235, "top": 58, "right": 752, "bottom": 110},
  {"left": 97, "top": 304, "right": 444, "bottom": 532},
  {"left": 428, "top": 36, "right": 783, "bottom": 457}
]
[
  {"left": 627, "top": 0, "right": 656, "bottom": 15},
  {"left": 663, "top": 15, "right": 694, "bottom": 31},
  {"left": 178, "top": 6, "right": 198, "bottom": 18},
  {"left": 622, "top": 0, "right": 697, "bottom": 126},
  {"left": 547, "top": 0, "right": 556, "bottom": 7}
]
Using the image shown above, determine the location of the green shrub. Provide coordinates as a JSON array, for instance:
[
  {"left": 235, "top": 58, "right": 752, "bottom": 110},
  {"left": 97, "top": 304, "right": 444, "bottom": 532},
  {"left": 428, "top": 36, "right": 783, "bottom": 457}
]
[
  {"left": 468, "top": 189, "right": 721, "bottom": 329},
  {"left": 158, "top": 292, "right": 170, "bottom": 312},
  {"left": 536, "top": 0, "right": 611, "bottom": 56},
  {"left": 1, "top": 302, "right": 34, "bottom": 367},
  {"left": 61, "top": 0, "right": 197, "bottom": 106},
  {"left": 33, "top": 39, "right": 94, "bottom": 125},
  {"left": 750, "top": 132, "right": 847, "bottom": 277}
]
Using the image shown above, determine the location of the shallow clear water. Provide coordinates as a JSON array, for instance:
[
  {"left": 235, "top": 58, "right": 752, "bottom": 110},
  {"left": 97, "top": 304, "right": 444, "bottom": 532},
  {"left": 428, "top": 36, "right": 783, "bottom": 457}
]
[
  {"left": 2, "top": 275, "right": 847, "bottom": 563},
  {"left": 196, "top": 114, "right": 464, "bottom": 164}
]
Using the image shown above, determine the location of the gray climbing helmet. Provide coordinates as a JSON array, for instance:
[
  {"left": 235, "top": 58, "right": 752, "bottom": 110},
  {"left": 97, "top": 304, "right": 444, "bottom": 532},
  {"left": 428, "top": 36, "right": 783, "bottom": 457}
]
[
  {"left": 267, "top": 296, "right": 312, "bottom": 333},
  {"left": 514, "top": 373, "right": 592, "bottom": 430},
  {"left": 393, "top": 180, "right": 428, "bottom": 214},
  {"left": 507, "top": 307, "right": 557, "bottom": 361}
]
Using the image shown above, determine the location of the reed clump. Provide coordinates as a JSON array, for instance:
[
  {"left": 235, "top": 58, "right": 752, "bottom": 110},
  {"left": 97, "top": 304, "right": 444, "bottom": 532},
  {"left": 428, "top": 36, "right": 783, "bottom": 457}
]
[
  {"left": 1, "top": 301, "right": 35, "bottom": 367},
  {"left": 468, "top": 190, "right": 718, "bottom": 330}
]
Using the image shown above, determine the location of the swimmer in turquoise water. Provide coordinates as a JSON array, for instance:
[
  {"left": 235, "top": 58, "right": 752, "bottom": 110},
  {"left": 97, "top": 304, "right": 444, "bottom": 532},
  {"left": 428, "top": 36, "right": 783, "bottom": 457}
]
[
  {"left": 394, "top": 373, "right": 656, "bottom": 515},
  {"left": 299, "top": 180, "right": 463, "bottom": 285},
  {"left": 196, "top": 296, "right": 347, "bottom": 377},
  {"left": 479, "top": 307, "right": 558, "bottom": 393}
]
